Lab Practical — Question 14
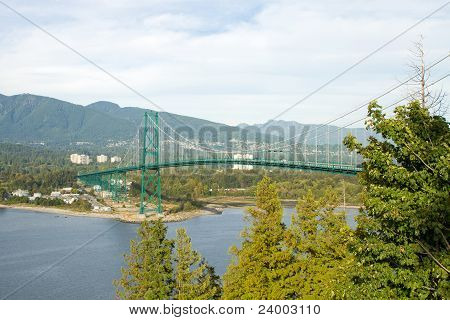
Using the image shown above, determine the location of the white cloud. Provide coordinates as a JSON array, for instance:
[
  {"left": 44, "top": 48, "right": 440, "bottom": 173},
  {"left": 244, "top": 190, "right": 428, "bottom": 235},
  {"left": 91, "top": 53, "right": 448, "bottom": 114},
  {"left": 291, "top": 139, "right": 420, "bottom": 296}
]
[{"left": 0, "top": 0, "right": 448, "bottom": 125}]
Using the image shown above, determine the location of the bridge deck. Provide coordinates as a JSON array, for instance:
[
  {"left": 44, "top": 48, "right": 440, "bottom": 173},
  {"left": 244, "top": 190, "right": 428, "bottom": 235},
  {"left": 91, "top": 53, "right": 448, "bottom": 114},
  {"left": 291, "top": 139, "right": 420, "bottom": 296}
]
[{"left": 77, "top": 159, "right": 361, "bottom": 178}]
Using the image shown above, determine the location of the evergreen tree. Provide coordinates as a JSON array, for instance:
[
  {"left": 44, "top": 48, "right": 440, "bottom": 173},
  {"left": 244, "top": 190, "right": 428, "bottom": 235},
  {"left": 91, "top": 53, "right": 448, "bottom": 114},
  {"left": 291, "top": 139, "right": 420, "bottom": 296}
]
[
  {"left": 284, "top": 189, "right": 354, "bottom": 299},
  {"left": 223, "top": 176, "right": 292, "bottom": 299},
  {"left": 174, "top": 228, "right": 222, "bottom": 300},
  {"left": 114, "top": 219, "right": 174, "bottom": 299},
  {"left": 344, "top": 101, "right": 449, "bottom": 299}
]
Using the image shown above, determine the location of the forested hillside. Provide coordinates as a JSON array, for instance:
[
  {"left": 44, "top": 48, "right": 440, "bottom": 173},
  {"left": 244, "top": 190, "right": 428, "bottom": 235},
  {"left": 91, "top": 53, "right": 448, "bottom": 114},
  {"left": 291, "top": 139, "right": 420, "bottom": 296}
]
[{"left": 0, "top": 93, "right": 367, "bottom": 148}]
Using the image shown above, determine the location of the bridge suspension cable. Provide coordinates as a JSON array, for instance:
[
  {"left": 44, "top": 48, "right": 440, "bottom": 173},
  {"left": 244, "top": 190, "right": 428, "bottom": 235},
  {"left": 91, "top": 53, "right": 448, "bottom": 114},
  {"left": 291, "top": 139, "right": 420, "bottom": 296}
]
[
  {"left": 238, "top": 73, "right": 449, "bottom": 164},
  {"left": 251, "top": 52, "right": 450, "bottom": 152},
  {"left": 287, "top": 73, "right": 450, "bottom": 151}
]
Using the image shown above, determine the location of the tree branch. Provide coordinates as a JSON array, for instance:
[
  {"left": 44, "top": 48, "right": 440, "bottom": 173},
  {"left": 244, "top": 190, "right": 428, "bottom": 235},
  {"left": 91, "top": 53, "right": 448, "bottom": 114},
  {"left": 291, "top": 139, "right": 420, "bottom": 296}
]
[
  {"left": 403, "top": 142, "right": 436, "bottom": 173},
  {"left": 437, "top": 229, "right": 450, "bottom": 251},
  {"left": 417, "top": 241, "right": 450, "bottom": 274}
]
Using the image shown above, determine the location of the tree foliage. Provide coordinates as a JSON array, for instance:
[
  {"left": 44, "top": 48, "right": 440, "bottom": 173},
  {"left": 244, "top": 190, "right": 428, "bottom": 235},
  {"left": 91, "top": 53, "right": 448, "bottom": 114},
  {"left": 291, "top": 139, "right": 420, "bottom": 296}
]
[
  {"left": 114, "top": 219, "right": 174, "bottom": 299},
  {"left": 222, "top": 176, "right": 292, "bottom": 299},
  {"left": 285, "top": 189, "right": 354, "bottom": 299},
  {"left": 344, "top": 100, "right": 449, "bottom": 299},
  {"left": 174, "top": 228, "right": 222, "bottom": 300},
  {"left": 115, "top": 221, "right": 222, "bottom": 300}
]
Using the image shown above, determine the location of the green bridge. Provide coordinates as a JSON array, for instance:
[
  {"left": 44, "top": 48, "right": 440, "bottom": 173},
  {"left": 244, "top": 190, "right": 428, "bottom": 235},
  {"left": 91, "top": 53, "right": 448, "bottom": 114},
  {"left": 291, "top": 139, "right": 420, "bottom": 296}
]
[{"left": 78, "top": 112, "right": 361, "bottom": 215}]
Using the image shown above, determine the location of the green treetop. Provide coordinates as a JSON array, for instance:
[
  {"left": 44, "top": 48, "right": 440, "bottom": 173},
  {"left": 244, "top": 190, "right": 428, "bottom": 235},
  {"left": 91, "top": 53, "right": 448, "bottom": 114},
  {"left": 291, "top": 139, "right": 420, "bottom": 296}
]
[
  {"left": 222, "top": 176, "right": 292, "bottom": 299},
  {"left": 284, "top": 189, "right": 354, "bottom": 299},
  {"left": 344, "top": 100, "right": 449, "bottom": 299},
  {"left": 114, "top": 219, "right": 174, "bottom": 299},
  {"left": 174, "top": 228, "right": 222, "bottom": 300}
]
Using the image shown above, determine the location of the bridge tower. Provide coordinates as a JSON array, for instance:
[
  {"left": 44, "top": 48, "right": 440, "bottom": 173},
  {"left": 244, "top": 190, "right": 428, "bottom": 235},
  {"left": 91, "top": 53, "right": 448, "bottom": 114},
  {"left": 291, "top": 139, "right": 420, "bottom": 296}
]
[{"left": 139, "top": 111, "right": 162, "bottom": 215}]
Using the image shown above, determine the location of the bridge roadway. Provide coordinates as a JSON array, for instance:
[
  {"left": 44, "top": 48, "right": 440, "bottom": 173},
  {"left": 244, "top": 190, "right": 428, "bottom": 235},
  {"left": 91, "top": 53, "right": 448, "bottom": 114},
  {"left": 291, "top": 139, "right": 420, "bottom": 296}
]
[{"left": 77, "top": 158, "right": 361, "bottom": 179}]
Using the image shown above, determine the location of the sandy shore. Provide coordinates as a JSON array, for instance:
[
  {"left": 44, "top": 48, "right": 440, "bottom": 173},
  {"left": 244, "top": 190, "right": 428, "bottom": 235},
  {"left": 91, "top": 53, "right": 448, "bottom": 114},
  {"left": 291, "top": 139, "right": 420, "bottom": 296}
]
[{"left": 0, "top": 203, "right": 224, "bottom": 223}]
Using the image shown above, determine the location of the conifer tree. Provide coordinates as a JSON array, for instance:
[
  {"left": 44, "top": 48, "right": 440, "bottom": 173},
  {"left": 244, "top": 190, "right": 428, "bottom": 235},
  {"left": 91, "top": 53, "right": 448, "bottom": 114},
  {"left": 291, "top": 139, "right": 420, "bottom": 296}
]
[
  {"left": 344, "top": 101, "right": 449, "bottom": 299},
  {"left": 174, "top": 228, "right": 222, "bottom": 300},
  {"left": 223, "top": 176, "right": 292, "bottom": 299},
  {"left": 284, "top": 189, "right": 354, "bottom": 299},
  {"left": 114, "top": 219, "right": 174, "bottom": 299}
]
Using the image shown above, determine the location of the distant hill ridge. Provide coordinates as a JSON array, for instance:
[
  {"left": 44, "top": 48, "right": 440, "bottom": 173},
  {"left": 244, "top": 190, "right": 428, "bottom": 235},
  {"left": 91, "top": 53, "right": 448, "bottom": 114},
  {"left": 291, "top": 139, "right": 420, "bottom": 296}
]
[
  {"left": 0, "top": 93, "right": 368, "bottom": 147},
  {"left": 0, "top": 93, "right": 233, "bottom": 146}
]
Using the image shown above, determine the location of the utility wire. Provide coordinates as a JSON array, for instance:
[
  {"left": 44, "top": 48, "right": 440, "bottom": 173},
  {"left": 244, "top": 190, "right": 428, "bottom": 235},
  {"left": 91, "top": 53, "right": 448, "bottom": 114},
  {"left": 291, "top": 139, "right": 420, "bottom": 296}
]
[
  {"left": 265, "top": 1, "right": 450, "bottom": 123},
  {"left": 288, "top": 73, "right": 450, "bottom": 149},
  {"left": 1, "top": 0, "right": 447, "bottom": 137},
  {"left": 0, "top": 0, "right": 194, "bottom": 131},
  {"left": 254, "top": 53, "right": 450, "bottom": 150}
]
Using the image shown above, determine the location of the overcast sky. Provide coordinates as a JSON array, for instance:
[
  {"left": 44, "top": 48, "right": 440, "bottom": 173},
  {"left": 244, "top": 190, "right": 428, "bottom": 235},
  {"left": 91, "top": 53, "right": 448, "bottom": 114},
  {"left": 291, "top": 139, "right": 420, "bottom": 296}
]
[{"left": 0, "top": 0, "right": 449, "bottom": 125}]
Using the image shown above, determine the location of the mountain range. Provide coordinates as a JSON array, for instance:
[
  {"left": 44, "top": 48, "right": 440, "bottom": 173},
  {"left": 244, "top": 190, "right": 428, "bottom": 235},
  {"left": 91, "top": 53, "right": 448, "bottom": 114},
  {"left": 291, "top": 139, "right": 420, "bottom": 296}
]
[
  {"left": 0, "top": 93, "right": 231, "bottom": 147},
  {"left": 0, "top": 93, "right": 369, "bottom": 149}
]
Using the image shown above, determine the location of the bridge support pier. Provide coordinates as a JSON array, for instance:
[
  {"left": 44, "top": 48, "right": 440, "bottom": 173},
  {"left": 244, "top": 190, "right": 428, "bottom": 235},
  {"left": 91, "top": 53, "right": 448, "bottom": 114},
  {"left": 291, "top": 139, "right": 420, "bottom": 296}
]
[
  {"left": 111, "top": 171, "right": 127, "bottom": 202},
  {"left": 139, "top": 168, "right": 162, "bottom": 215},
  {"left": 139, "top": 111, "right": 162, "bottom": 215}
]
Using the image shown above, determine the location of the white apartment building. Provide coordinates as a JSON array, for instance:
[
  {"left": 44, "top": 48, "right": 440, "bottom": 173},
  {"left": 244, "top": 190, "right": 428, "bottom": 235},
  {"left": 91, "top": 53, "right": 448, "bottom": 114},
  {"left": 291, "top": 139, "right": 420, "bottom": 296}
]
[
  {"left": 29, "top": 193, "right": 42, "bottom": 201},
  {"left": 232, "top": 154, "right": 254, "bottom": 170},
  {"left": 232, "top": 153, "right": 254, "bottom": 160},
  {"left": 232, "top": 164, "right": 254, "bottom": 170},
  {"left": 50, "top": 191, "right": 61, "bottom": 198},
  {"left": 12, "top": 189, "right": 29, "bottom": 197},
  {"left": 110, "top": 156, "right": 122, "bottom": 163},
  {"left": 97, "top": 155, "right": 108, "bottom": 163},
  {"left": 70, "top": 154, "right": 78, "bottom": 163},
  {"left": 70, "top": 154, "right": 91, "bottom": 164}
]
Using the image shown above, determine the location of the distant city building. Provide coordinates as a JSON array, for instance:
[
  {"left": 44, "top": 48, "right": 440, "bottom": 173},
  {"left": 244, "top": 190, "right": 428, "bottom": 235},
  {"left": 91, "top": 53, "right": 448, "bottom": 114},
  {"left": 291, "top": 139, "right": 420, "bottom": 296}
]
[
  {"left": 70, "top": 154, "right": 91, "bottom": 165},
  {"left": 110, "top": 156, "right": 122, "bottom": 163},
  {"left": 232, "top": 153, "right": 253, "bottom": 170},
  {"left": 50, "top": 191, "right": 61, "bottom": 198},
  {"left": 70, "top": 154, "right": 78, "bottom": 163},
  {"left": 12, "top": 189, "right": 29, "bottom": 197},
  {"left": 29, "top": 193, "right": 42, "bottom": 201},
  {"left": 232, "top": 164, "right": 254, "bottom": 170},
  {"left": 61, "top": 194, "right": 79, "bottom": 204},
  {"left": 232, "top": 153, "right": 254, "bottom": 160},
  {"left": 97, "top": 155, "right": 108, "bottom": 163}
]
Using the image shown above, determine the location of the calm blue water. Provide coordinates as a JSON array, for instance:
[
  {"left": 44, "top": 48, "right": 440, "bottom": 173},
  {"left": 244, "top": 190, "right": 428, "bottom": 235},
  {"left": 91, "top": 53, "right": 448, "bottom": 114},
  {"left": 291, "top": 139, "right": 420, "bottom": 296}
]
[{"left": 0, "top": 207, "right": 358, "bottom": 299}]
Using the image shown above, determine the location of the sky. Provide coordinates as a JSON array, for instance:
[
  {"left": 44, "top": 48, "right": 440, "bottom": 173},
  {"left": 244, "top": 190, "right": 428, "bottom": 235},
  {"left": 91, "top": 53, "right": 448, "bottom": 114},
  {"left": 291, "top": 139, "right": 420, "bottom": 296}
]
[{"left": 0, "top": 0, "right": 449, "bottom": 126}]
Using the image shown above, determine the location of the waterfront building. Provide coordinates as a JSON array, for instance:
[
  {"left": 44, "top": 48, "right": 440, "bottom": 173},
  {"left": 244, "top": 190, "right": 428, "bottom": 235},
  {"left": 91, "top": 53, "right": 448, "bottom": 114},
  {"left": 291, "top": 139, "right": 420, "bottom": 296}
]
[
  {"left": 28, "top": 193, "right": 42, "bottom": 201},
  {"left": 50, "top": 191, "right": 61, "bottom": 198},
  {"left": 61, "top": 194, "right": 79, "bottom": 204},
  {"left": 12, "top": 189, "right": 29, "bottom": 197}
]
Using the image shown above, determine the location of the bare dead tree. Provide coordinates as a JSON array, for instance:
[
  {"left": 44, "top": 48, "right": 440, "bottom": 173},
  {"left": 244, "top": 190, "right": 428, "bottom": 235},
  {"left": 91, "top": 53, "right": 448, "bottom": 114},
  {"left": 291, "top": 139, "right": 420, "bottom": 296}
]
[{"left": 406, "top": 35, "right": 448, "bottom": 116}]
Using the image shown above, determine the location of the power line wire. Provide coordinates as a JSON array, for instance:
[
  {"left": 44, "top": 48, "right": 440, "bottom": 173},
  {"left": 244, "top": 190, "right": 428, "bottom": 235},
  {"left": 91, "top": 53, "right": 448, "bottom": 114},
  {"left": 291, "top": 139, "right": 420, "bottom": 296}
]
[
  {"left": 265, "top": 1, "right": 450, "bottom": 123},
  {"left": 255, "top": 53, "right": 449, "bottom": 150}
]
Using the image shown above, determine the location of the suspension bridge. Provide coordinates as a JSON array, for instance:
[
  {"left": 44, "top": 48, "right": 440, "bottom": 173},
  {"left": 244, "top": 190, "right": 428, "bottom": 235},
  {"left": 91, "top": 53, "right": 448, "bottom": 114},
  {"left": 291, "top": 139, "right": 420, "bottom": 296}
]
[
  {"left": 77, "top": 110, "right": 362, "bottom": 215},
  {"left": 77, "top": 53, "right": 449, "bottom": 215}
]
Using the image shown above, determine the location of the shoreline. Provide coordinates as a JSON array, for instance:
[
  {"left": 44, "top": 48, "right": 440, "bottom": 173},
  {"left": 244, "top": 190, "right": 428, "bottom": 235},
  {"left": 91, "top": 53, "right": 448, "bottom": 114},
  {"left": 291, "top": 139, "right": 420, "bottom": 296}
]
[
  {"left": 0, "top": 203, "right": 224, "bottom": 224},
  {"left": 0, "top": 199, "right": 362, "bottom": 223}
]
